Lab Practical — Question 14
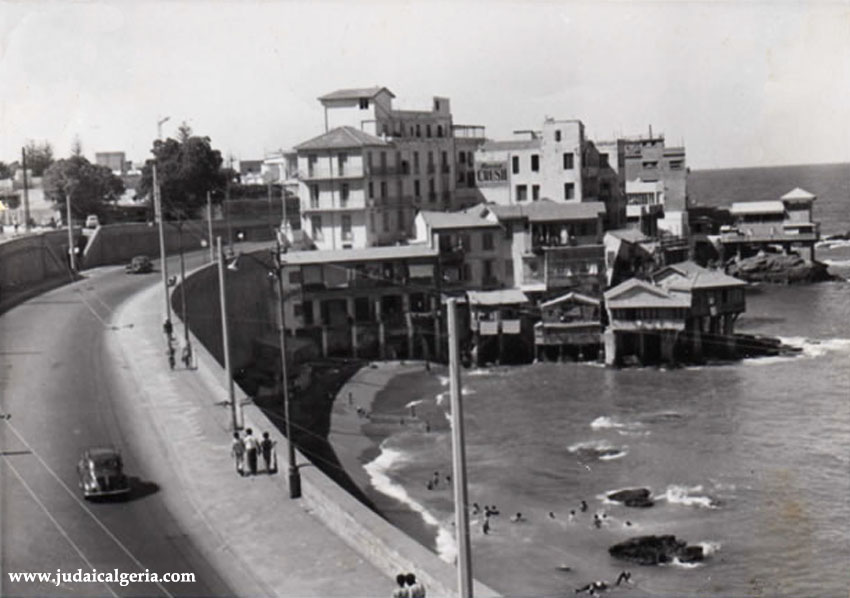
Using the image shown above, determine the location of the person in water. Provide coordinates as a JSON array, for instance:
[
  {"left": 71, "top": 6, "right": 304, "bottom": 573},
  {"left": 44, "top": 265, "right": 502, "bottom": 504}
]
[
  {"left": 510, "top": 512, "right": 524, "bottom": 523},
  {"left": 580, "top": 500, "right": 588, "bottom": 513}
]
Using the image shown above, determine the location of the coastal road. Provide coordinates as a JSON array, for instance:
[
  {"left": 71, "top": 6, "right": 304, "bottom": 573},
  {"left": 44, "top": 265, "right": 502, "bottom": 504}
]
[{"left": 0, "top": 254, "right": 232, "bottom": 597}]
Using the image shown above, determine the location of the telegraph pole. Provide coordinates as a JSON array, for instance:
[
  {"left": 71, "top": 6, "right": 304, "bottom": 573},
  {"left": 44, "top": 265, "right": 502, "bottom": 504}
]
[
  {"left": 448, "top": 298, "right": 473, "bottom": 598},
  {"left": 217, "top": 236, "right": 239, "bottom": 431},
  {"left": 206, "top": 191, "right": 215, "bottom": 262},
  {"left": 21, "top": 147, "right": 30, "bottom": 231},
  {"left": 153, "top": 165, "right": 171, "bottom": 324}
]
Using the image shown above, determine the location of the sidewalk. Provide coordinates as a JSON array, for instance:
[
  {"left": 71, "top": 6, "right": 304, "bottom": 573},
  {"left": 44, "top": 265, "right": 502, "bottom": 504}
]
[{"left": 107, "top": 280, "right": 392, "bottom": 597}]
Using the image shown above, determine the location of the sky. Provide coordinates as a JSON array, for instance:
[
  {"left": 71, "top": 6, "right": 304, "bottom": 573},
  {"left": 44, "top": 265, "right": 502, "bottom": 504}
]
[{"left": 1, "top": 1, "right": 848, "bottom": 171}]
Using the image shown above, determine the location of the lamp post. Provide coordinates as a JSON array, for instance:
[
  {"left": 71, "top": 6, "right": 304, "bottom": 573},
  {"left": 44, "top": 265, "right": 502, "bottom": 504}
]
[
  {"left": 65, "top": 182, "right": 76, "bottom": 272},
  {"left": 272, "top": 243, "right": 301, "bottom": 499},
  {"left": 176, "top": 218, "right": 192, "bottom": 365},
  {"left": 216, "top": 236, "right": 239, "bottom": 431}
]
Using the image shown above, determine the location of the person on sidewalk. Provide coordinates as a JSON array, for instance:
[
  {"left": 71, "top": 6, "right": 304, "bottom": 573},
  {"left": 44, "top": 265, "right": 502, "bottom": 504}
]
[
  {"left": 231, "top": 432, "right": 245, "bottom": 476},
  {"left": 243, "top": 428, "right": 259, "bottom": 475},
  {"left": 260, "top": 431, "right": 276, "bottom": 474},
  {"left": 391, "top": 573, "right": 409, "bottom": 598},
  {"left": 405, "top": 573, "right": 425, "bottom": 598}
]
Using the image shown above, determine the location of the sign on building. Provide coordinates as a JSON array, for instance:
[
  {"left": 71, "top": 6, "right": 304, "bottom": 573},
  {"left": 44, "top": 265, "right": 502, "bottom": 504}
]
[{"left": 475, "top": 161, "right": 508, "bottom": 187}]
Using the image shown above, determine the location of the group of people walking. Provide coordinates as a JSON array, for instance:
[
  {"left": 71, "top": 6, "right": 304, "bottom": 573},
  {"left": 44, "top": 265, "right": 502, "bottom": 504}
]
[
  {"left": 231, "top": 428, "right": 276, "bottom": 476},
  {"left": 392, "top": 572, "right": 425, "bottom": 598}
]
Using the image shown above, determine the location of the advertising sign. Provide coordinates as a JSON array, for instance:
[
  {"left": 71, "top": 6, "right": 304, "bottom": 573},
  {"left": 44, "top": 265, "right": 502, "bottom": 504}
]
[{"left": 475, "top": 161, "right": 508, "bottom": 186}]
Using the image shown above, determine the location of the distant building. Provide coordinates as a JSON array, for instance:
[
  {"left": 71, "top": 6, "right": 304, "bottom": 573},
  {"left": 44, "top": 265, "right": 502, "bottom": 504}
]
[
  {"left": 95, "top": 152, "right": 128, "bottom": 175},
  {"left": 534, "top": 291, "right": 603, "bottom": 362},
  {"left": 238, "top": 159, "right": 265, "bottom": 184}
]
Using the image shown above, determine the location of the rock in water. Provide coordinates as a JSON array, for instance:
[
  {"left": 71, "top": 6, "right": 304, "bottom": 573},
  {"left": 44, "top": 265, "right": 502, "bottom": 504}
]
[
  {"left": 607, "top": 488, "right": 654, "bottom": 508},
  {"left": 609, "top": 535, "right": 704, "bottom": 565}
]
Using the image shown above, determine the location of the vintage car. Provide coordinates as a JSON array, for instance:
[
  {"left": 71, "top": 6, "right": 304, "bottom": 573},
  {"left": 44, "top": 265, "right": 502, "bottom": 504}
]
[
  {"left": 76, "top": 447, "right": 130, "bottom": 499},
  {"left": 125, "top": 255, "right": 153, "bottom": 274},
  {"left": 85, "top": 214, "right": 101, "bottom": 229}
]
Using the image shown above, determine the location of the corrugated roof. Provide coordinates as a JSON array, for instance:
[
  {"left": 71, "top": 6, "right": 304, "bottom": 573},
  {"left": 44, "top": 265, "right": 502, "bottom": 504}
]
[
  {"left": 604, "top": 278, "right": 691, "bottom": 309},
  {"left": 419, "top": 204, "right": 499, "bottom": 230},
  {"left": 654, "top": 260, "right": 747, "bottom": 290},
  {"left": 318, "top": 87, "right": 395, "bottom": 101},
  {"left": 480, "top": 139, "right": 541, "bottom": 152},
  {"left": 467, "top": 289, "right": 529, "bottom": 306},
  {"left": 729, "top": 201, "right": 785, "bottom": 215},
  {"left": 294, "top": 126, "right": 389, "bottom": 151},
  {"left": 282, "top": 244, "right": 437, "bottom": 265},
  {"left": 489, "top": 200, "right": 605, "bottom": 223},
  {"left": 781, "top": 187, "right": 816, "bottom": 201}
]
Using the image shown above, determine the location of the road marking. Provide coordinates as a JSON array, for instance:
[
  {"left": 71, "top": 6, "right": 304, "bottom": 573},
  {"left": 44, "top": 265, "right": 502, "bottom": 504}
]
[
  {"left": 2, "top": 420, "right": 175, "bottom": 598},
  {"left": 0, "top": 457, "right": 120, "bottom": 598}
]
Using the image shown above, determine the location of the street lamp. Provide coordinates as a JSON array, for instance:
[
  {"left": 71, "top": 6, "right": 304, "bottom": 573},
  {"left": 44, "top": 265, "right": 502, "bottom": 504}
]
[
  {"left": 174, "top": 217, "right": 192, "bottom": 366},
  {"left": 216, "top": 236, "right": 240, "bottom": 432},
  {"left": 226, "top": 244, "right": 301, "bottom": 499},
  {"left": 157, "top": 116, "right": 171, "bottom": 141}
]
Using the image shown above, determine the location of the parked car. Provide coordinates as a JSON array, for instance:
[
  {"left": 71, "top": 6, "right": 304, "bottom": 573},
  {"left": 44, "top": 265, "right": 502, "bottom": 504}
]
[
  {"left": 85, "top": 214, "right": 100, "bottom": 228},
  {"left": 125, "top": 255, "right": 153, "bottom": 274},
  {"left": 76, "top": 447, "right": 130, "bottom": 499}
]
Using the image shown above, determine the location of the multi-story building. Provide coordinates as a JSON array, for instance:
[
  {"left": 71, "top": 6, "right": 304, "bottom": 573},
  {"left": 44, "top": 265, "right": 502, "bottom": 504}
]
[
  {"left": 473, "top": 118, "right": 626, "bottom": 229},
  {"left": 95, "top": 151, "right": 128, "bottom": 175},
  {"left": 598, "top": 130, "right": 688, "bottom": 237}
]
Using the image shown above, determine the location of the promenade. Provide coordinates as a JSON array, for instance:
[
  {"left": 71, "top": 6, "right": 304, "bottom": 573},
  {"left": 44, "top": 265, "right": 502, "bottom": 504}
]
[{"left": 106, "top": 278, "right": 392, "bottom": 597}]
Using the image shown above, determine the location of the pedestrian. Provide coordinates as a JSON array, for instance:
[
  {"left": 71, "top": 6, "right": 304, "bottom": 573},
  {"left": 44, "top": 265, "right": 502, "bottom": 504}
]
[
  {"left": 231, "top": 432, "right": 245, "bottom": 476},
  {"left": 405, "top": 573, "right": 425, "bottom": 598},
  {"left": 261, "top": 431, "right": 276, "bottom": 473},
  {"left": 392, "top": 573, "right": 409, "bottom": 598},
  {"left": 182, "top": 343, "right": 192, "bottom": 369},
  {"left": 243, "top": 428, "right": 259, "bottom": 475},
  {"left": 163, "top": 319, "right": 173, "bottom": 340},
  {"left": 167, "top": 343, "right": 176, "bottom": 370},
  {"left": 431, "top": 471, "right": 439, "bottom": 488},
  {"left": 482, "top": 517, "right": 490, "bottom": 535}
]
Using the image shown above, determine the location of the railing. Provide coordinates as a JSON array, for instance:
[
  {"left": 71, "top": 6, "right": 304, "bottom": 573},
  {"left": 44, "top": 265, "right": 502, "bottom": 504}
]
[{"left": 300, "top": 167, "right": 366, "bottom": 180}]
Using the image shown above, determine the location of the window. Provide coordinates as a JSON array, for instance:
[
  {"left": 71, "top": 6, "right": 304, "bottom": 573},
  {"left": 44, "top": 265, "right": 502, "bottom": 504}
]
[
  {"left": 532, "top": 185, "right": 540, "bottom": 201},
  {"left": 563, "top": 152, "right": 574, "bottom": 169},
  {"left": 414, "top": 180, "right": 421, "bottom": 197},
  {"left": 288, "top": 271, "right": 301, "bottom": 284},
  {"left": 311, "top": 216, "right": 323, "bottom": 240},
  {"left": 462, "top": 264, "right": 472, "bottom": 282},
  {"left": 531, "top": 155, "right": 539, "bottom": 172},
  {"left": 434, "top": 99, "right": 440, "bottom": 111},
  {"left": 467, "top": 171, "right": 475, "bottom": 187},
  {"left": 437, "top": 125, "right": 443, "bottom": 137},
  {"left": 512, "top": 156, "right": 519, "bottom": 174},
  {"left": 370, "top": 212, "right": 375, "bottom": 233},
  {"left": 359, "top": 98, "right": 369, "bottom": 110},
  {"left": 368, "top": 181, "right": 374, "bottom": 199},
  {"left": 467, "top": 151, "right": 473, "bottom": 164},
  {"left": 428, "top": 151, "right": 434, "bottom": 166},
  {"left": 459, "top": 151, "right": 466, "bottom": 164},
  {"left": 341, "top": 215, "right": 352, "bottom": 241},
  {"left": 416, "top": 124, "right": 421, "bottom": 137},
  {"left": 483, "top": 259, "right": 493, "bottom": 281},
  {"left": 367, "top": 152, "right": 373, "bottom": 170},
  {"left": 396, "top": 180, "right": 402, "bottom": 199},
  {"left": 555, "top": 130, "right": 561, "bottom": 142},
  {"left": 397, "top": 209, "right": 405, "bottom": 232},
  {"left": 303, "top": 301, "right": 314, "bottom": 326},
  {"left": 426, "top": 124, "right": 432, "bottom": 138},
  {"left": 669, "top": 160, "right": 684, "bottom": 170},
  {"left": 380, "top": 181, "right": 387, "bottom": 198},
  {"left": 308, "top": 154, "right": 317, "bottom": 176},
  {"left": 460, "top": 234, "right": 471, "bottom": 250},
  {"left": 340, "top": 183, "right": 349, "bottom": 206},
  {"left": 643, "top": 161, "right": 658, "bottom": 170},
  {"left": 516, "top": 184, "right": 528, "bottom": 201},
  {"left": 482, "top": 232, "right": 494, "bottom": 251},
  {"left": 441, "top": 151, "right": 448, "bottom": 165},
  {"left": 413, "top": 152, "right": 420, "bottom": 173},
  {"left": 310, "top": 184, "right": 319, "bottom": 208},
  {"left": 600, "top": 153, "right": 609, "bottom": 168},
  {"left": 337, "top": 153, "right": 347, "bottom": 175},
  {"left": 380, "top": 152, "right": 387, "bottom": 171},
  {"left": 564, "top": 182, "right": 575, "bottom": 200},
  {"left": 383, "top": 210, "right": 390, "bottom": 232}
]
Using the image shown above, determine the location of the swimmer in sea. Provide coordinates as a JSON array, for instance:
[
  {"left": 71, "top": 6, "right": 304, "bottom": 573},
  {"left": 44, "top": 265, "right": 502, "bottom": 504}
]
[
  {"left": 615, "top": 571, "right": 631, "bottom": 586},
  {"left": 510, "top": 512, "right": 524, "bottom": 523},
  {"left": 482, "top": 518, "right": 490, "bottom": 535},
  {"left": 472, "top": 502, "right": 481, "bottom": 515},
  {"left": 580, "top": 500, "right": 588, "bottom": 513},
  {"left": 569, "top": 510, "right": 576, "bottom": 522},
  {"left": 593, "top": 514, "right": 602, "bottom": 529},
  {"left": 548, "top": 511, "right": 556, "bottom": 519}
]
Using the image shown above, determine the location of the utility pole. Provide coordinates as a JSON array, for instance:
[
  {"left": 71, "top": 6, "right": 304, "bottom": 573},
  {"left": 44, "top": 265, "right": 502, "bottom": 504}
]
[
  {"left": 206, "top": 191, "right": 215, "bottom": 263},
  {"left": 448, "top": 297, "right": 473, "bottom": 598},
  {"left": 21, "top": 147, "right": 30, "bottom": 231},
  {"left": 153, "top": 165, "right": 171, "bottom": 324},
  {"left": 273, "top": 242, "right": 301, "bottom": 499},
  {"left": 217, "top": 236, "right": 239, "bottom": 431},
  {"left": 66, "top": 182, "right": 75, "bottom": 272},
  {"left": 177, "top": 220, "right": 191, "bottom": 365}
]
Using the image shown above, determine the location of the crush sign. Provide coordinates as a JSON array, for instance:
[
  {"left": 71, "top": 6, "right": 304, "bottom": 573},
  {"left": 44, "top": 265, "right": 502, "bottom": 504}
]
[{"left": 475, "top": 161, "right": 508, "bottom": 186}]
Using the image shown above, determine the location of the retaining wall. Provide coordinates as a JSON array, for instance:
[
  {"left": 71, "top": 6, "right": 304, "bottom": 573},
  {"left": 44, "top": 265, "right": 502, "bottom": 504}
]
[{"left": 0, "top": 231, "right": 77, "bottom": 313}]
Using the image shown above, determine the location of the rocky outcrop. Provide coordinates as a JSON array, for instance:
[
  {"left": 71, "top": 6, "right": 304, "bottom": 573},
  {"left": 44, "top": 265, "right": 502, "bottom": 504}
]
[
  {"left": 609, "top": 535, "right": 703, "bottom": 566},
  {"left": 607, "top": 488, "right": 654, "bottom": 508},
  {"left": 726, "top": 253, "right": 835, "bottom": 283}
]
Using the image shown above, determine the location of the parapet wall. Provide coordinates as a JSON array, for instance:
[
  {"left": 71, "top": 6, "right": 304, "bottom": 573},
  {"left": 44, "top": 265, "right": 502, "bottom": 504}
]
[{"left": 0, "top": 231, "right": 76, "bottom": 313}]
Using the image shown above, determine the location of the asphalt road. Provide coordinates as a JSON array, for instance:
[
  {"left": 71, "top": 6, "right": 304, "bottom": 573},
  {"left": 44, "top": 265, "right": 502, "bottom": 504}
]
[{"left": 0, "top": 253, "right": 233, "bottom": 598}]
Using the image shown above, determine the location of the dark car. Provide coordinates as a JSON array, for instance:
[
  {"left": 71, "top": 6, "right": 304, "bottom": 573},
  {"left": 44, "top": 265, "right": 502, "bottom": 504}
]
[
  {"left": 125, "top": 255, "right": 153, "bottom": 274},
  {"left": 76, "top": 447, "right": 130, "bottom": 499}
]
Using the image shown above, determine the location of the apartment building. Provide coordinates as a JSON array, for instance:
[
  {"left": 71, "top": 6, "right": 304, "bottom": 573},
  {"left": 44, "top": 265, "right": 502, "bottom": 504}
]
[{"left": 473, "top": 119, "right": 626, "bottom": 230}]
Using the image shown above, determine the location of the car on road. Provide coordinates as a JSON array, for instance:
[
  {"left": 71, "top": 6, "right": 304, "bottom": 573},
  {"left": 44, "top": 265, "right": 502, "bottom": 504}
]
[
  {"left": 125, "top": 255, "right": 153, "bottom": 274},
  {"left": 77, "top": 446, "right": 130, "bottom": 499},
  {"left": 85, "top": 214, "right": 100, "bottom": 228}
]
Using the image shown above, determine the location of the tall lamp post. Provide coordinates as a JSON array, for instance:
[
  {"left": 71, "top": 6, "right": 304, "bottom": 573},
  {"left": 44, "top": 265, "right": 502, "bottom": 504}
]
[
  {"left": 271, "top": 243, "right": 301, "bottom": 499},
  {"left": 154, "top": 116, "right": 172, "bottom": 325},
  {"left": 175, "top": 218, "right": 192, "bottom": 364},
  {"left": 216, "top": 236, "right": 239, "bottom": 431}
]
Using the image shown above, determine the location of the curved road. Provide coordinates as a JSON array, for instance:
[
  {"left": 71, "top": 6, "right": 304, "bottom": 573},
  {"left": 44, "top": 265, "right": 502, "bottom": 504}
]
[{"left": 0, "top": 254, "right": 233, "bottom": 597}]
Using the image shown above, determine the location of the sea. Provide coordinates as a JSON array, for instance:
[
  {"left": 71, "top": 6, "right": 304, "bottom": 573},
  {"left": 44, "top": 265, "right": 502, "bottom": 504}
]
[{"left": 357, "top": 163, "right": 850, "bottom": 598}]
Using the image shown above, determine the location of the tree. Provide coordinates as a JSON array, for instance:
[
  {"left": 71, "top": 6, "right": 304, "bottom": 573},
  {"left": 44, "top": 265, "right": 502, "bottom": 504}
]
[
  {"left": 43, "top": 156, "right": 125, "bottom": 219},
  {"left": 0, "top": 161, "right": 11, "bottom": 179},
  {"left": 137, "top": 133, "right": 226, "bottom": 218},
  {"left": 24, "top": 140, "right": 54, "bottom": 176}
]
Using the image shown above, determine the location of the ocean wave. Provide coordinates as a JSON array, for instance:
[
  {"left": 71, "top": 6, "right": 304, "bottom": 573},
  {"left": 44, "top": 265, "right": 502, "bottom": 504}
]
[
  {"left": 658, "top": 485, "right": 718, "bottom": 509},
  {"left": 405, "top": 399, "right": 427, "bottom": 409},
  {"left": 777, "top": 336, "right": 850, "bottom": 358},
  {"left": 817, "top": 239, "right": 850, "bottom": 250},
  {"left": 670, "top": 558, "right": 702, "bottom": 569},
  {"left": 639, "top": 411, "right": 685, "bottom": 424},
  {"left": 699, "top": 541, "right": 722, "bottom": 557},
  {"left": 822, "top": 258, "right": 850, "bottom": 268},
  {"left": 364, "top": 445, "right": 457, "bottom": 563},
  {"left": 437, "top": 375, "right": 450, "bottom": 386},
  {"left": 567, "top": 440, "right": 628, "bottom": 461},
  {"left": 590, "top": 416, "right": 646, "bottom": 435}
]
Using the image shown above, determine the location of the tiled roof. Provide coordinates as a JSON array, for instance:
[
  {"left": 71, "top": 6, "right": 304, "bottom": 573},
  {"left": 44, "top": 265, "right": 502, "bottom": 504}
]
[
  {"left": 654, "top": 261, "right": 747, "bottom": 290},
  {"left": 294, "top": 126, "right": 389, "bottom": 151},
  {"left": 419, "top": 204, "right": 499, "bottom": 230},
  {"left": 781, "top": 187, "right": 816, "bottom": 201},
  {"left": 467, "top": 289, "right": 529, "bottom": 306},
  {"left": 318, "top": 87, "right": 395, "bottom": 101},
  {"left": 489, "top": 200, "right": 605, "bottom": 223},
  {"left": 480, "top": 139, "right": 541, "bottom": 152},
  {"left": 729, "top": 200, "right": 785, "bottom": 215},
  {"left": 604, "top": 278, "right": 691, "bottom": 309},
  {"left": 281, "top": 244, "right": 437, "bottom": 265}
]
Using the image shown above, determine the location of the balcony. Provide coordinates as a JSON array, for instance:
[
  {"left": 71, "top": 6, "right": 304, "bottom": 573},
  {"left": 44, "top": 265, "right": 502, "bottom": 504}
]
[
  {"left": 439, "top": 246, "right": 465, "bottom": 264},
  {"left": 720, "top": 222, "right": 820, "bottom": 244},
  {"left": 366, "top": 165, "right": 406, "bottom": 177},
  {"left": 300, "top": 166, "right": 366, "bottom": 180}
]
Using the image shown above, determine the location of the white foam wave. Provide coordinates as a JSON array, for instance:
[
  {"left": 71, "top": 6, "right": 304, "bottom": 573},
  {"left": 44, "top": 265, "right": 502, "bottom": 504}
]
[
  {"left": 364, "top": 445, "right": 457, "bottom": 563},
  {"left": 599, "top": 450, "right": 628, "bottom": 460},
  {"left": 466, "top": 368, "right": 493, "bottom": 376},
  {"left": 567, "top": 440, "right": 627, "bottom": 460},
  {"left": 822, "top": 258, "right": 850, "bottom": 267},
  {"left": 777, "top": 336, "right": 850, "bottom": 359},
  {"left": 435, "top": 391, "right": 448, "bottom": 405},
  {"left": 437, "top": 375, "right": 450, "bottom": 386},
  {"left": 405, "top": 399, "right": 427, "bottom": 408},
  {"left": 658, "top": 485, "right": 717, "bottom": 509},
  {"left": 670, "top": 558, "right": 702, "bottom": 569},
  {"left": 817, "top": 238, "right": 850, "bottom": 250},
  {"left": 699, "top": 541, "right": 722, "bottom": 557},
  {"left": 590, "top": 416, "right": 645, "bottom": 434}
]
